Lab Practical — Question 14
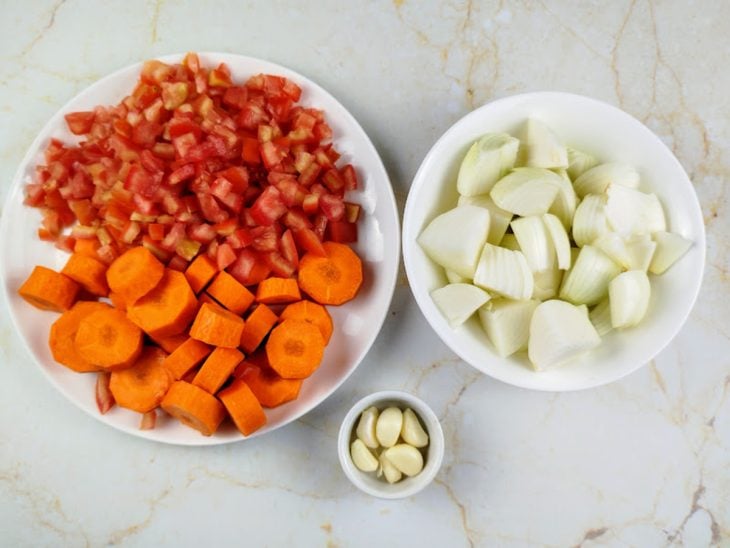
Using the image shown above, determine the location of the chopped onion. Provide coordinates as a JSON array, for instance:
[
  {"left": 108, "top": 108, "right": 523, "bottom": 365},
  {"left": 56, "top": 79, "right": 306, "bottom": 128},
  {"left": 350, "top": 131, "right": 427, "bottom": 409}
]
[
  {"left": 528, "top": 299, "right": 601, "bottom": 370},
  {"left": 511, "top": 216, "right": 555, "bottom": 272},
  {"left": 649, "top": 231, "right": 692, "bottom": 274},
  {"left": 457, "top": 133, "right": 520, "bottom": 197},
  {"left": 546, "top": 169, "right": 577, "bottom": 230},
  {"left": 522, "top": 118, "right": 568, "bottom": 169},
  {"left": 473, "top": 243, "right": 534, "bottom": 300},
  {"left": 431, "top": 283, "right": 491, "bottom": 327},
  {"left": 417, "top": 204, "right": 490, "bottom": 277},
  {"left": 532, "top": 267, "right": 563, "bottom": 301},
  {"left": 566, "top": 147, "right": 598, "bottom": 180},
  {"left": 499, "top": 233, "right": 520, "bottom": 251},
  {"left": 589, "top": 298, "right": 613, "bottom": 336},
  {"left": 573, "top": 163, "right": 640, "bottom": 198},
  {"left": 605, "top": 184, "right": 666, "bottom": 236},
  {"left": 559, "top": 245, "right": 621, "bottom": 305},
  {"left": 625, "top": 236, "right": 657, "bottom": 271},
  {"left": 490, "top": 168, "right": 561, "bottom": 216},
  {"left": 478, "top": 298, "right": 539, "bottom": 357},
  {"left": 593, "top": 232, "right": 631, "bottom": 269},
  {"left": 445, "top": 269, "right": 470, "bottom": 284},
  {"left": 542, "top": 213, "right": 571, "bottom": 270},
  {"left": 458, "top": 193, "right": 513, "bottom": 245},
  {"left": 572, "top": 194, "right": 609, "bottom": 247},
  {"left": 609, "top": 270, "right": 651, "bottom": 328}
]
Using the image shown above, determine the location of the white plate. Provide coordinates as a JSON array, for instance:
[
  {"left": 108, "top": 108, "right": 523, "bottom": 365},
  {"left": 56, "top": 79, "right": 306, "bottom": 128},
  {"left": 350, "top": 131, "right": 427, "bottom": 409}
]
[
  {"left": 403, "top": 92, "right": 705, "bottom": 391},
  {"left": 0, "top": 53, "right": 400, "bottom": 444}
]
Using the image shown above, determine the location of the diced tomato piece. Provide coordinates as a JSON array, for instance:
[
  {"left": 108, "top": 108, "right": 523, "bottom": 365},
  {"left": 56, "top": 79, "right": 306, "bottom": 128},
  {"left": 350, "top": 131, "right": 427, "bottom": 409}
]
[
  {"left": 223, "top": 86, "right": 248, "bottom": 109},
  {"left": 187, "top": 222, "right": 217, "bottom": 243},
  {"left": 209, "top": 64, "right": 233, "bottom": 88},
  {"left": 282, "top": 209, "right": 312, "bottom": 230},
  {"left": 168, "top": 255, "right": 189, "bottom": 272},
  {"left": 141, "top": 60, "right": 174, "bottom": 84},
  {"left": 249, "top": 186, "right": 287, "bottom": 226},
  {"left": 108, "top": 134, "right": 140, "bottom": 162},
  {"left": 302, "top": 193, "right": 319, "bottom": 215},
  {"left": 267, "top": 96, "right": 293, "bottom": 123},
  {"left": 263, "top": 251, "right": 295, "bottom": 278},
  {"left": 176, "top": 238, "right": 201, "bottom": 261},
  {"left": 38, "top": 228, "right": 55, "bottom": 241},
  {"left": 260, "top": 140, "right": 287, "bottom": 170},
  {"left": 148, "top": 223, "right": 166, "bottom": 241},
  {"left": 319, "top": 193, "right": 345, "bottom": 221},
  {"left": 297, "top": 162, "right": 321, "bottom": 187},
  {"left": 61, "top": 170, "right": 94, "bottom": 200},
  {"left": 250, "top": 226, "right": 279, "bottom": 252},
  {"left": 125, "top": 165, "right": 161, "bottom": 198},
  {"left": 161, "top": 82, "right": 189, "bottom": 110},
  {"left": 238, "top": 102, "right": 269, "bottom": 130},
  {"left": 274, "top": 179, "right": 307, "bottom": 207},
  {"left": 169, "top": 117, "right": 203, "bottom": 140},
  {"left": 327, "top": 221, "right": 358, "bottom": 243},
  {"left": 97, "top": 243, "right": 120, "bottom": 264},
  {"left": 282, "top": 79, "right": 302, "bottom": 101},
  {"left": 152, "top": 142, "right": 176, "bottom": 160},
  {"left": 313, "top": 214, "right": 327, "bottom": 240},
  {"left": 293, "top": 228, "right": 326, "bottom": 256},
  {"left": 24, "top": 183, "right": 45, "bottom": 207},
  {"left": 183, "top": 52, "right": 200, "bottom": 74},
  {"left": 132, "top": 83, "right": 160, "bottom": 109},
  {"left": 241, "top": 137, "right": 261, "bottom": 164},
  {"left": 144, "top": 99, "right": 165, "bottom": 124},
  {"left": 212, "top": 217, "right": 238, "bottom": 236},
  {"left": 293, "top": 150, "right": 315, "bottom": 173},
  {"left": 141, "top": 236, "right": 170, "bottom": 262},
  {"left": 227, "top": 249, "right": 271, "bottom": 286},
  {"left": 313, "top": 147, "right": 334, "bottom": 169},
  {"left": 341, "top": 164, "right": 359, "bottom": 191},
  {"left": 168, "top": 163, "right": 195, "bottom": 185},
  {"left": 54, "top": 235, "right": 76, "bottom": 253},
  {"left": 132, "top": 120, "right": 163, "bottom": 148},
  {"left": 279, "top": 229, "right": 299, "bottom": 269},
  {"left": 68, "top": 199, "right": 97, "bottom": 225},
  {"left": 216, "top": 242, "right": 237, "bottom": 270},
  {"left": 216, "top": 166, "right": 249, "bottom": 193},
  {"left": 120, "top": 220, "right": 141, "bottom": 244},
  {"left": 226, "top": 227, "right": 254, "bottom": 249},
  {"left": 197, "top": 192, "right": 229, "bottom": 223},
  {"left": 322, "top": 168, "right": 345, "bottom": 193},
  {"left": 65, "top": 111, "right": 95, "bottom": 135}
]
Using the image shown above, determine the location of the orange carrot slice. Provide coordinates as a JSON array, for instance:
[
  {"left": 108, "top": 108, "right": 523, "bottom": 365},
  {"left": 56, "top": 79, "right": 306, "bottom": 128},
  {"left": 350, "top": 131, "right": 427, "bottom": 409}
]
[
  {"left": 206, "top": 271, "right": 255, "bottom": 314},
  {"left": 193, "top": 347, "right": 243, "bottom": 394},
  {"left": 49, "top": 301, "right": 111, "bottom": 373},
  {"left": 95, "top": 372, "right": 115, "bottom": 414},
  {"left": 161, "top": 380, "right": 226, "bottom": 436},
  {"left": 297, "top": 242, "right": 362, "bottom": 305},
  {"left": 189, "top": 302, "right": 244, "bottom": 348},
  {"left": 150, "top": 332, "right": 189, "bottom": 353},
  {"left": 109, "top": 291, "right": 127, "bottom": 312},
  {"left": 18, "top": 265, "right": 80, "bottom": 312},
  {"left": 75, "top": 308, "right": 144, "bottom": 371},
  {"left": 255, "top": 277, "right": 301, "bottom": 304},
  {"left": 107, "top": 246, "right": 165, "bottom": 304},
  {"left": 127, "top": 269, "right": 198, "bottom": 338},
  {"left": 61, "top": 253, "right": 109, "bottom": 297},
  {"left": 279, "top": 300, "right": 333, "bottom": 344},
  {"left": 163, "top": 337, "right": 212, "bottom": 380},
  {"left": 265, "top": 319, "right": 325, "bottom": 379},
  {"left": 109, "top": 347, "right": 173, "bottom": 413},
  {"left": 239, "top": 304, "right": 278, "bottom": 353},
  {"left": 237, "top": 364, "right": 302, "bottom": 408},
  {"left": 74, "top": 238, "right": 100, "bottom": 259},
  {"left": 218, "top": 379, "right": 267, "bottom": 436},
  {"left": 185, "top": 254, "right": 218, "bottom": 294}
]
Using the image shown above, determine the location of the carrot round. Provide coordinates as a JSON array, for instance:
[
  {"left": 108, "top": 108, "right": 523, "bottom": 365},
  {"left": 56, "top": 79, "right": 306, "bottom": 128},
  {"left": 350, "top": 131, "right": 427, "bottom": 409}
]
[
  {"left": 239, "top": 304, "right": 278, "bottom": 353},
  {"left": 61, "top": 253, "right": 109, "bottom": 297},
  {"left": 127, "top": 269, "right": 198, "bottom": 338},
  {"left": 109, "top": 346, "right": 173, "bottom": 413},
  {"left": 109, "top": 291, "right": 128, "bottom": 312},
  {"left": 161, "top": 380, "right": 226, "bottom": 436},
  {"left": 75, "top": 308, "right": 143, "bottom": 370},
  {"left": 192, "top": 347, "right": 243, "bottom": 394},
  {"left": 206, "top": 271, "right": 255, "bottom": 314},
  {"left": 255, "top": 277, "right": 301, "bottom": 304},
  {"left": 218, "top": 379, "right": 267, "bottom": 436},
  {"left": 107, "top": 246, "right": 165, "bottom": 304},
  {"left": 237, "top": 364, "right": 302, "bottom": 408},
  {"left": 163, "top": 337, "right": 212, "bottom": 380},
  {"left": 150, "top": 332, "right": 189, "bottom": 353},
  {"left": 279, "top": 300, "right": 333, "bottom": 344},
  {"left": 297, "top": 242, "right": 362, "bottom": 305},
  {"left": 265, "top": 319, "right": 325, "bottom": 379},
  {"left": 74, "top": 237, "right": 101, "bottom": 258},
  {"left": 18, "top": 265, "right": 80, "bottom": 312},
  {"left": 49, "top": 301, "right": 111, "bottom": 373},
  {"left": 189, "top": 302, "right": 244, "bottom": 348},
  {"left": 185, "top": 254, "right": 218, "bottom": 294}
]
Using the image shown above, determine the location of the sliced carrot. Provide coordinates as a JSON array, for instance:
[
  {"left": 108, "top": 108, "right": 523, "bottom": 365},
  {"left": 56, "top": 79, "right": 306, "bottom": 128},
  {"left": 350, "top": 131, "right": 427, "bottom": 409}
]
[
  {"left": 193, "top": 347, "right": 243, "bottom": 394},
  {"left": 255, "top": 277, "right": 301, "bottom": 304},
  {"left": 61, "top": 253, "right": 109, "bottom": 297},
  {"left": 297, "top": 241, "right": 362, "bottom": 305},
  {"left": 109, "top": 291, "right": 127, "bottom": 312},
  {"left": 49, "top": 301, "right": 110, "bottom": 373},
  {"left": 197, "top": 292, "right": 219, "bottom": 308},
  {"left": 239, "top": 304, "right": 278, "bottom": 353},
  {"left": 279, "top": 300, "right": 333, "bottom": 344},
  {"left": 163, "top": 337, "right": 212, "bottom": 380},
  {"left": 161, "top": 380, "right": 226, "bottom": 436},
  {"left": 218, "top": 379, "right": 267, "bottom": 436},
  {"left": 189, "top": 302, "right": 244, "bottom": 348},
  {"left": 75, "top": 308, "right": 144, "bottom": 370},
  {"left": 74, "top": 237, "right": 100, "bottom": 258},
  {"left": 265, "top": 319, "right": 325, "bottom": 379},
  {"left": 237, "top": 363, "right": 302, "bottom": 408},
  {"left": 150, "top": 332, "right": 189, "bottom": 353},
  {"left": 127, "top": 269, "right": 198, "bottom": 338},
  {"left": 185, "top": 254, "right": 218, "bottom": 294},
  {"left": 18, "top": 265, "right": 80, "bottom": 312},
  {"left": 109, "top": 347, "right": 173, "bottom": 413},
  {"left": 95, "top": 372, "right": 115, "bottom": 414},
  {"left": 106, "top": 246, "right": 165, "bottom": 304},
  {"left": 206, "top": 271, "right": 255, "bottom": 314},
  {"left": 140, "top": 410, "right": 157, "bottom": 430}
]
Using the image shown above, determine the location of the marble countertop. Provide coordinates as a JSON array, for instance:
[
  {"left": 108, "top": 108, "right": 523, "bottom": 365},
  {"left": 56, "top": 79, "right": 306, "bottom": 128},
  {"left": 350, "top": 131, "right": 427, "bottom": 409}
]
[{"left": 1, "top": 1, "right": 729, "bottom": 546}]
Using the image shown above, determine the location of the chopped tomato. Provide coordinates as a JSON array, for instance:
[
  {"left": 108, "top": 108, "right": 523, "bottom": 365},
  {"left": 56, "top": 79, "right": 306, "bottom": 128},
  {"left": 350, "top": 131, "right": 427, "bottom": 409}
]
[{"left": 64, "top": 112, "right": 96, "bottom": 135}]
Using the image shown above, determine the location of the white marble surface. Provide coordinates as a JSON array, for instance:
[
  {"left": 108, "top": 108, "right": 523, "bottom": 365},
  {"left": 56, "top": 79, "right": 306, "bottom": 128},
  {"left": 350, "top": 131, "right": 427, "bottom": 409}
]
[{"left": 1, "top": 1, "right": 729, "bottom": 546}]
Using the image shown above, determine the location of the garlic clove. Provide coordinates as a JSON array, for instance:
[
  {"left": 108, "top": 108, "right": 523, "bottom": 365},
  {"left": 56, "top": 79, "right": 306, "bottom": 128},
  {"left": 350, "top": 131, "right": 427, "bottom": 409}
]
[
  {"left": 375, "top": 407, "right": 403, "bottom": 448},
  {"left": 383, "top": 444, "right": 424, "bottom": 477},
  {"left": 355, "top": 406, "right": 380, "bottom": 449},
  {"left": 350, "top": 439, "right": 378, "bottom": 472},
  {"left": 379, "top": 452, "right": 403, "bottom": 484},
  {"left": 401, "top": 408, "right": 429, "bottom": 448}
]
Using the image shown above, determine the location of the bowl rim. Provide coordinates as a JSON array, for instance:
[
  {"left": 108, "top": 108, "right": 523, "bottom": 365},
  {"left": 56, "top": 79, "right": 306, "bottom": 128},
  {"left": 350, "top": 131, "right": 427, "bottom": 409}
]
[
  {"left": 402, "top": 91, "right": 706, "bottom": 391},
  {"left": 337, "top": 390, "right": 445, "bottom": 499}
]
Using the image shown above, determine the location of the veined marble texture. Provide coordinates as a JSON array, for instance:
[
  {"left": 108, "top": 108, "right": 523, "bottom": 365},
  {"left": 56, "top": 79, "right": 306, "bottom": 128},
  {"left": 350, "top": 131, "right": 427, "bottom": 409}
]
[{"left": 1, "top": 1, "right": 729, "bottom": 546}]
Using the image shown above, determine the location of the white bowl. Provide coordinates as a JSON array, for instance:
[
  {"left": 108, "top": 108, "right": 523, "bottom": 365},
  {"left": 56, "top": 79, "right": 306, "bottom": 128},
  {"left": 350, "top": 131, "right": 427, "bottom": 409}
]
[
  {"left": 0, "top": 52, "right": 400, "bottom": 444},
  {"left": 403, "top": 92, "right": 706, "bottom": 391},
  {"left": 338, "top": 391, "right": 444, "bottom": 499}
]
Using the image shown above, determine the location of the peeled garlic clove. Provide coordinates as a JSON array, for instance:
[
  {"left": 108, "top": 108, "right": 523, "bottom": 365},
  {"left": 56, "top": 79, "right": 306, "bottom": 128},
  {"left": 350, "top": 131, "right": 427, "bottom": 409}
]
[
  {"left": 379, "top": 452, "right": 403, "bottom": 484},
  {"left": 350, "top": 439, "right": 378, "bottom": 472},
  {"left": 401, "top": 408, "right": 429, "bottom": 448},
  {"left": 355, "top": 406, "right": 380, "bottom": 449},
  {"left": 383, "top": 444, "right": 424, "bottom": 477},
  {"left": 375, "top": 407, "right": 403, "bottom": 448}
]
